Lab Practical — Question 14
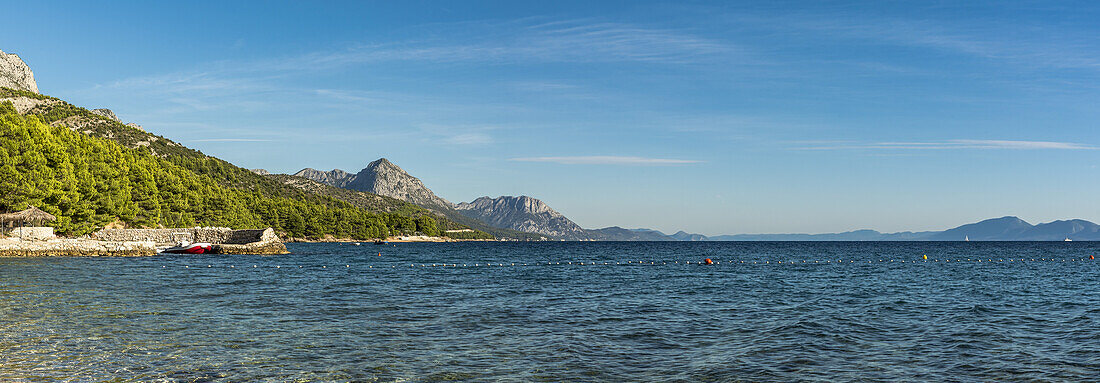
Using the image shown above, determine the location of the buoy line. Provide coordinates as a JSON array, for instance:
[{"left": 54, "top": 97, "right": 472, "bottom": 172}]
[{"left": 152, "top": 256, "right": 1096, "bottom": 271}]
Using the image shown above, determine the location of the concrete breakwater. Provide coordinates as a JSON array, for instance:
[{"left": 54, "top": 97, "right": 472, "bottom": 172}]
[{"left": 0, "top": 227, "right": 288, "bottom": 256}]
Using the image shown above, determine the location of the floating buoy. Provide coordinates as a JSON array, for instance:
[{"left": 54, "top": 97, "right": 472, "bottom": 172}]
[
  {"left": 378, "top": 252, "right": 381, "bottom": 256},
  {"left": 1091, "top": 255, "right": 1095, "bottom": 260},
  {"left": 704, "top": 258, "right": 713, "bottom": 265},
  {"left": 923, "top": 254, "right": 928, "bottom": 260}
]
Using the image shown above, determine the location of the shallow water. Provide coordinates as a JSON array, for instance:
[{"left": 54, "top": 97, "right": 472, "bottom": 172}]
[{"left": 2, "top": 242, "right": 1099, "bottom": 381}]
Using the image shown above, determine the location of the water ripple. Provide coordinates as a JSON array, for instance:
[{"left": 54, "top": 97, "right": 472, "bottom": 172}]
[{"left": 1, "top": 241, "right": 1099, "bottom": 381}]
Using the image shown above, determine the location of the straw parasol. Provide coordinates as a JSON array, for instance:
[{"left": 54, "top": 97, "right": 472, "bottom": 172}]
[{"left": 0, "top": 206, "right": 57, "bottom": 228}]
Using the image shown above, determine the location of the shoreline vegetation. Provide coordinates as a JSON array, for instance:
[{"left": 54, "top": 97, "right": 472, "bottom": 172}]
[{"left": 0, "top": 87, "right": 508, "bottom": 248}]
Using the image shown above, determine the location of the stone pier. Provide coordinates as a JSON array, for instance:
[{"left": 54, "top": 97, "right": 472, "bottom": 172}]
[{"left": 0, "top": 238, "right": 155, "bottom": 257}]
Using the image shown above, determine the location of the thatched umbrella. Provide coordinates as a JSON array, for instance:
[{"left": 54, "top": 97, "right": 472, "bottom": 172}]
[{"left": 0, "top": 206, "right": 57, "bottom": 228}]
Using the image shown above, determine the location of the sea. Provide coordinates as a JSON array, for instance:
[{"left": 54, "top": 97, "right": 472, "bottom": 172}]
[{"left": 1, "top": 241, "right": 1099, "bottom": 382}]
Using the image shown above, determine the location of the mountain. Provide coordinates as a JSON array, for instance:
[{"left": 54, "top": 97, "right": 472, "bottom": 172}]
[
  {"left": 587, "top": 227, "right": 677, "bottom": 241},
  {"left": 455, "top": 196, "right": 589, "bottom": 240},
  {"left": 293, "top": 168, "right": 353, "bottom": 187},
  {"left": 0, "top": 49, "right": 37, "bottom": 93},
  {"left": 343, "top": 159, "right": 454, "bottom": 210},
  {"left": 296, "top": 159, "right": 452, "bottom": 211},
  {"left": 708, "top": 229, "right": 889, "bottom": 241},
  {"left": 670, "top": 231, "right": 709, "bottom": 241},
  {"left": 1017, "top": 219, "right": 1100, "bottom": 241},
  {"left": 925, "top": 216, "right": 1032, "bottom": 241},
  {"left": 452, "top": 195, "right": 686, "bottom": 241},
  {"left": 677, "top": 216, "right": 1098, "bottom": 241}
]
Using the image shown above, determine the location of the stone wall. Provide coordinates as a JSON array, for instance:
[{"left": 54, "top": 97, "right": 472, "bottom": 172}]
[
  {"left": 92, "top": 227, "right": 276, "bottom": 245},
  {"left": 6, "top": 227, "right": 55, "bottom": 241},
  {"left": 0, "top": 239, "right": 155, "bottom": 257}
]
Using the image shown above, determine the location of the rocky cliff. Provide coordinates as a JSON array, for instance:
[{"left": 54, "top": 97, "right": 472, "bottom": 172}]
[
  {"left": 0, "top": 49, "right": 38, "bottom": 93},
  {"left": 455, "top": 196, "right": 590, "bottom": 240},
  {"left": 293, "top": 168, "right": 353, "bottom": 187}
]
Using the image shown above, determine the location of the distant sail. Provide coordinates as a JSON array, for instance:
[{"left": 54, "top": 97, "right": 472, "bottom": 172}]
[{"left": 965, "top": 235, "right": 969, "bottom": 242}]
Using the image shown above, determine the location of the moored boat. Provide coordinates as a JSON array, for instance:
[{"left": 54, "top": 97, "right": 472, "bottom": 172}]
[{"left": 161, "top": 242, "right": 213, "bottom": 254}]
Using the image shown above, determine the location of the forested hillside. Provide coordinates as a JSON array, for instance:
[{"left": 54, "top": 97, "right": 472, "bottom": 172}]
[{"left": 0, "top": 89, "right": 498, "bottom": 239}]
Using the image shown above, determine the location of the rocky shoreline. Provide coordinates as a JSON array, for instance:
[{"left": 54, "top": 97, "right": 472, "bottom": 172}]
[
  {"left": 0, "top": 238, "right": 155, "bottom": 257},
  {"left": 0, "top": 227, "right": 289, "bottom": 256},
  {"left": 287, "top": 235, "right": 496, "bottom": 243}
]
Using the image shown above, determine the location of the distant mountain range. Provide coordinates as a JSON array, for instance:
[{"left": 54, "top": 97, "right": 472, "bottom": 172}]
[
  {"left": 292, "top": 160, "right": 682, "bottom": 240},
  {"left": 291, "top": 159, "right": 1098, "bottom": 241},
  {"left": 669, "top": 216, "right": 1100, "bottom": 241}
]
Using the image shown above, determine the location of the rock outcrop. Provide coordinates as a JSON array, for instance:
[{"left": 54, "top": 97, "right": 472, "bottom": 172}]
[
  {"left": 295, "top": 159, "right": 453, "bottom": 211},
  {"left": 0, "top": 96, "right": 60, "bottom": 114},
  {"left": 455, "top": 196, "right": 590, "bottom": 240},
  {"left": 91, "top": 108, "right": 121, "bottom": 122},
  {"left": 0, "top": 49, "right": 38, "bottom": 93},
  {"left": 293, "top": 168, "right": 353, "bottom": 187},
  {"left": 250, "top": 168, "right": 270, "bottom": 175}
]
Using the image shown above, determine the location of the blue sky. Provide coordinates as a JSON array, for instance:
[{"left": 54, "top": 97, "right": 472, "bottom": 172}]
[{"left": 4, "top": 1, "right": 1099, "bottom": 235}]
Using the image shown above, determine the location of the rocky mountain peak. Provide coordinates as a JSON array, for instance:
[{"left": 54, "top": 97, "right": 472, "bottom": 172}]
[
  {"left": 0, "top": 49, "right": 38, "bottom": 93},
  {"left": 345, "top": 158, "right": 453, "bottom": 210},
  {"left": 292, "top": 159, "right": 452, "bottom": 211},
  {"left": 455, "top": 195, "right": 589, "bottom": 240}
]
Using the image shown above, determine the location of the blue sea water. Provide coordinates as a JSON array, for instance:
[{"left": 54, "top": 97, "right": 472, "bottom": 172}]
[{"left": 1, "top": 241, "right": 1099, "bottom": 382}]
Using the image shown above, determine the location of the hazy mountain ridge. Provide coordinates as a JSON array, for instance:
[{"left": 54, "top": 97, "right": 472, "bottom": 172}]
[
  {"left": 672, "top": 216, "right": 1100, "bottom": 241},
  {"left": 588, "top": 227, "right": 677, "bottom": 241}
]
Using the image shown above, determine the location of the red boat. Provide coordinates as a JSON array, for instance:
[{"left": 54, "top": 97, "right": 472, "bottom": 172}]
[{"left": 161, "top": 242, "right": 213, "bottom": 254}]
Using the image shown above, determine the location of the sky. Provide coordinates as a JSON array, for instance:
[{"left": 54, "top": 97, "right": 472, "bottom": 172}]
[{"left": 3, "top": 0, "right": 1100, "bottom": 235}]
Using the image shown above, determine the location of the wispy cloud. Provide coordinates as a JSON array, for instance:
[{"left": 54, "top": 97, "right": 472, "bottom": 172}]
[
  {"left": 229, "top": 18, "right": 734, "bottom": 73},
  {"left": 734, "top": 11, "right": 1100, "bottom": 73},
  {"left": 797, "top": 139, "right": 1095, "bottom": 151},
  {"left": 510, "top": 155, "right": 702, "bottom": 165}
]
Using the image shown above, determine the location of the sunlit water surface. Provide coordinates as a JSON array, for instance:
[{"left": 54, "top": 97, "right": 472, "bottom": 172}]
[{"left": 2, "top": 242, "right": 1099, "bottom": 382}]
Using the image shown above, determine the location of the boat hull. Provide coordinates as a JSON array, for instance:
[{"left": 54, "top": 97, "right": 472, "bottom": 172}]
[{"left": 162, "top": 243, "right": 213, "bottom": 254}]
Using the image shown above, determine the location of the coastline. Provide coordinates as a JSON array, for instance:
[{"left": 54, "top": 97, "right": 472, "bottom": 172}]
[
  {"left": 287, "top": 235, "right": 498, "bottom": 243},
  {"left": 0, "top": 227, "right": 289, "bottom": 256}
]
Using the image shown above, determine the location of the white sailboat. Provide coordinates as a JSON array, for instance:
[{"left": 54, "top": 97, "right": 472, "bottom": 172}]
[
  {"left": 1065, "top": 237, "right": 1072, "bottom": 242},
  {"left": 965, "top": 235, "right": 969, "bottom": 242}
]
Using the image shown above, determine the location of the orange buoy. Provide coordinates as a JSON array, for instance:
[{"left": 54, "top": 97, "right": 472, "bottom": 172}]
[
  {"left": 378, "top": 252, "right": 382, "bottom": 256},
  {"left": 1091, "top": 255, "right": 1095, "bottom": 260},
  {"left": 704, "top": 258, "right": 714, "bottom": 265}
]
